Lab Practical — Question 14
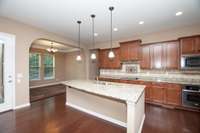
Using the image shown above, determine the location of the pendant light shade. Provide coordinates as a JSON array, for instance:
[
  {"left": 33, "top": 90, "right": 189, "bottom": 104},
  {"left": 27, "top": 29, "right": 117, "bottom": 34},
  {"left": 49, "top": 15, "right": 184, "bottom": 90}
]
[
  {"left": 76, "top": 20, "right": 82, "bottom": 61},
  {"left": 108, "top": 6, "right": 115, "bottom": 59},
  {"left": 90, "top": 14, "right": 96, "bottom": 60},
  {"left": 108, "top": 50, "right": 115, "bottom": 58},
  {"left": 76, "top": 54, "right": 82, "bottom": 61},
  {"left": 90, "top": 53, "right": 96, "bottom": 60}
]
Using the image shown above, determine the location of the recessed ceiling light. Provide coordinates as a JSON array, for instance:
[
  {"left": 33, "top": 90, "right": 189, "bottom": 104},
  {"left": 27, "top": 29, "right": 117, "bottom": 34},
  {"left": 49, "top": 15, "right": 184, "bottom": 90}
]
[
  {"left": 139, "top": 21, "right": 144, "bottom": 25},
  {"left": 175, "top": 11, "right": 183, "bottom": 16},
  {"left": 94, "top": 33, "right": 98, "bottom": 36},
  {"left": 113, "top": 28, "right": 118, "bottom": 31}
]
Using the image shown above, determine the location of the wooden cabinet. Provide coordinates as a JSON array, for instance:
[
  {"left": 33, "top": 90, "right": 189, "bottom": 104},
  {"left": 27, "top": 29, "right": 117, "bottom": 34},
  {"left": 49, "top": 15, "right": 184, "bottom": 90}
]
[
  {"left": 165, "top": 84, "right": 181, "bottom": 106},
  {"left": 180, "top": 36, "right": 200, "bottom": 54},
  {"left": 98, "top": 77, "right": 182, "bottom": 107},
  {"left": 196, "top": 37, "right": 200, "bottom": 52},
  {"left": 151, "top": 83, "right": 166, "bottom": 103},
  {"left": 151, "top": 44, "right": 164, "bottom": 69},
  {"left": 120, "top": 40, "right": 141, "bottom": 61},
  {"left": 140, "top": 45, "right": 151, "bottom": 69},
  {"left": 164, "top": 41, "right": 179, "bottom": 69},
  {"left": 140, "top": 41, "right": 180, "bottom": 70},
  {"left": 99, "top": 48, "right": 121, "bottom": 69},
  {"left": 180, "top": 37, "right": 196, "bottom": 54}
]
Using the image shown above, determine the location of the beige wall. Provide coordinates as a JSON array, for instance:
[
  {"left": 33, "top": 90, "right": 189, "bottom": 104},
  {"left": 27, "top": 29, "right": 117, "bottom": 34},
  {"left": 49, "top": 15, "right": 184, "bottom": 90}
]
[
  {"left": 65, "top": 50, "right": 87, "bottom": 80},
  {"left": 93, "top": 23, "right": 200, "bottom": 49},
  {"left": 0, "top": 17, "right": 88, "bottom": 107},
  {"left": 29, "top": 48, "right": 66, "bottom": 87}
]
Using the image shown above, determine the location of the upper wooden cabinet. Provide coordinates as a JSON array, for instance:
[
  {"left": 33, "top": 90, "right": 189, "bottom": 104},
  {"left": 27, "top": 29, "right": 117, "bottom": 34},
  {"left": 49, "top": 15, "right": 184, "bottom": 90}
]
[
  {"left": 99, "top": 48, "right": 121, "bottom": 69},
  {"left": 151, "top": 44, "right": 164, "bottom": 69},
  {"left": 164, "top": 41, "right": 180, "bottom": 69},
  {"left": 140, "top": 45, "right": 151, "bottom": 69},
  {"left": 140, "top": 41, "right": 179, "bottom": 70},
  {"left": 180, "top": 35, "right": 200, "bottom": 55},
  {"left": 120, "top": 40, "right": 141, "bottom": 61}
]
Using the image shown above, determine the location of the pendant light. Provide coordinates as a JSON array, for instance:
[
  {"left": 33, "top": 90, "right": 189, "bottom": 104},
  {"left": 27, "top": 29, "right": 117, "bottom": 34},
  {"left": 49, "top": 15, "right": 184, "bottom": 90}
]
[
  {"left": 46, "top": 42, "right": 58, "bottom": 53},
  {"left": 108, "top": 6, "right": 115, "bottom": 59},
  {"left": 90, "top": 14, "right": 96, "bottom": 60},
  {"left": 76, "top": 21, "right": 82, "bottom": 61}
]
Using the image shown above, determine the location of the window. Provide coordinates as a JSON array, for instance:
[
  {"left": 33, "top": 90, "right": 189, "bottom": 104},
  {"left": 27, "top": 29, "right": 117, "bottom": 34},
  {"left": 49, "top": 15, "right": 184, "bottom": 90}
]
[
  {"left": 29, "top": 53, "right": 40, "bottom": 80},
  {"left": 44, "top": 54, "right": 55, "bottom": 79}
]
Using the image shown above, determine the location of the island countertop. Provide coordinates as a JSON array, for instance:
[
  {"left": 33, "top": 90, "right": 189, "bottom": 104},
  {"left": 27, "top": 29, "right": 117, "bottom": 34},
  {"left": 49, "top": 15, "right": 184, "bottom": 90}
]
[{"left": 62, "top": 80, "right": 145, "bottom": 103}]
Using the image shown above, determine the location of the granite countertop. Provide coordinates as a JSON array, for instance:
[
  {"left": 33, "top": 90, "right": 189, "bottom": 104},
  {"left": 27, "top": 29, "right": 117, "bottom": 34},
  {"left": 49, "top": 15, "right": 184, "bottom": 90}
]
[
  {"left": 62, "top": 80, "right": 145, "bottom": 103},
  {"left": 99, "top": 75, "right": 200, "bottom": 85}
]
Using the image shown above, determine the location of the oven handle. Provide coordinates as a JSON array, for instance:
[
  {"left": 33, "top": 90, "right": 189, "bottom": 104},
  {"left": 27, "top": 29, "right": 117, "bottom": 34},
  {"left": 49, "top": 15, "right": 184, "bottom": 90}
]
[{"left": 183, "top": 89, "right": 200, "bottom": 93}]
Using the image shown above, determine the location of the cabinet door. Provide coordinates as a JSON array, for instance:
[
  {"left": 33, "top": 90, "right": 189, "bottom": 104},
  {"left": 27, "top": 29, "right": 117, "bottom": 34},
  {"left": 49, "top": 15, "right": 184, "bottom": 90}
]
[
  {"left": 151, "top": 44, "right": 164, "bottom": 69},
  {"left": 195, "top": 36, "right": 200, "bottom": 53},
  {"left": 144, "top": 83, "right": 153, "bottom": 102},
  {"left": 140, "top": 45, "right": 151, "bottom": 69},
  {"left": 151, "top": 86, "right": 165, "bottom": 103},
  {"left": 99, "top": 50, "right": 105, "bottom": 68},
  {"left": 165, "top": 84, "right": 181, "bottom": 106},
  {"left": 165, "top": 41, "right": 179, "bottom": 69},
  {"left": 120, "top": 44, "right": 129, "bottom": 61},
  {"left": 180, "top": 37, "right": 196, "bottom": 54},
  {"left": 129, "top": 42, "right": 140, "bottom": 60}
]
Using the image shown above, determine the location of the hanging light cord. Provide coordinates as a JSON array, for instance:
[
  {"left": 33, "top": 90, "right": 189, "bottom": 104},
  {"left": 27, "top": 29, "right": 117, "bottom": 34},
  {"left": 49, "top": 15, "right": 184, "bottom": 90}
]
[
  {"left": 92, "top": 16, "right": 95, "bottom": 49},
  {"left": 77, "top": 21, "right": 81, "bottom": 54},
  {"left": 110, "top": 7, "right": 114, "bottom": 51}
]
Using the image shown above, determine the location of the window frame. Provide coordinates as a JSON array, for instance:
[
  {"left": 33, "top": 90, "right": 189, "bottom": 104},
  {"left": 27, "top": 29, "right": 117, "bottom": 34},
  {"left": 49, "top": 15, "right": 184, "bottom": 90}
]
[
  {"left": 29, "top": 52, "right": 41, "bottom": 81},
  {"left": 43, "top": 54, "right": 55, "bottom": 80}
]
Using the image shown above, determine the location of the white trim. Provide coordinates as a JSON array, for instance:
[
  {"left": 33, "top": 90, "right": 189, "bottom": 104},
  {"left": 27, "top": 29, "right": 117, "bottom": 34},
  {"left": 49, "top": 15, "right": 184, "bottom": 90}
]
[
  {"left": 138, "top": 115, "right": 145, "bottom": 133},
  {"left": 14, "top": 103, "right": 30, "bottom": 110},
  {"left": 30, "top": 81, "right": 64, "bottom": 89},
  {"left": 66, "top": 102, "right": 127, "bottom": 128}
]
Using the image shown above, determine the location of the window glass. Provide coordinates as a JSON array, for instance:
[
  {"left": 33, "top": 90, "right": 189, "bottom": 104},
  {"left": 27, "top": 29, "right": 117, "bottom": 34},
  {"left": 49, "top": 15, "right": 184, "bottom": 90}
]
[
  {"left": 44, "top": 54, "right": 55, "bottom": 79},
  {"left": 29, "top": 53, "right": 40, "bottom": 80}
]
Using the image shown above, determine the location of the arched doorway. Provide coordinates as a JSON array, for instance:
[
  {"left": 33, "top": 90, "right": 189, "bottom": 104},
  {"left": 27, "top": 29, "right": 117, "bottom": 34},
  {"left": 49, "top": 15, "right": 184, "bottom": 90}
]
[{"left": 28, "top": 38, "right": 80, "bottom": 102}]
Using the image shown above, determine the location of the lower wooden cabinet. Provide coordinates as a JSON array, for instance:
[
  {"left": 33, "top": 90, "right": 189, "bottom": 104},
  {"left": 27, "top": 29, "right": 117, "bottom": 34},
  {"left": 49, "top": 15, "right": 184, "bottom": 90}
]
[
  {"left": 165, "top": 84, "right": 181, "bottom": 106},
  {"left": 98, "top": 77, "right": 182, "bottom": 107},
  {"left": 151, "top": 86, "right": 165, "bottom": 104}
]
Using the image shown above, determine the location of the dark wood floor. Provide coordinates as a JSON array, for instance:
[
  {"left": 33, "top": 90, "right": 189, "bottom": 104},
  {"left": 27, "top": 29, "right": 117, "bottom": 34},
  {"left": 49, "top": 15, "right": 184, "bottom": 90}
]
[{"left": 0, "top": 87, "right": 199, "bottom": 133}]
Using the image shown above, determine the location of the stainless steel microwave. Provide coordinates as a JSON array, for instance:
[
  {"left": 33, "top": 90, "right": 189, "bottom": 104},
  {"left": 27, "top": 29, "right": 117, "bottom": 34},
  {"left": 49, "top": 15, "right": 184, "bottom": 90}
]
[{"left": 181, "top": 55, "right": 200, "bottom": 69}]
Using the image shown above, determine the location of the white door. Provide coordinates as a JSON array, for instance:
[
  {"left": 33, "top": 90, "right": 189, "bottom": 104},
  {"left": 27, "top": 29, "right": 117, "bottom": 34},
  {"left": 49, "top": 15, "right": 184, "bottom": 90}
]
[{"left": 0, "top": 33, "right": 15, "bottom": 112}]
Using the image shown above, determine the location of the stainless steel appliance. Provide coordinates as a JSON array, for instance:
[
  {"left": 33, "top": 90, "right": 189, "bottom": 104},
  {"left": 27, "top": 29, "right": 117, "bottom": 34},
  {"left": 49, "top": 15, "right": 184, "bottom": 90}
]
[
  {"left": 181, "top": 55, "right": 200, "bottom": 69},
  {"left": 182, "top": 85, "right": 200, "bottom": 108}
]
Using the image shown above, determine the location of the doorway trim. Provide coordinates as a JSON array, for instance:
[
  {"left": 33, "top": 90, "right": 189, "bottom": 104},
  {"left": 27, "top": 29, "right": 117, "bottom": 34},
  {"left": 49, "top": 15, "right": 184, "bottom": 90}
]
[{"left": 0, "top": 32, "right": 16, "bottom": 111}]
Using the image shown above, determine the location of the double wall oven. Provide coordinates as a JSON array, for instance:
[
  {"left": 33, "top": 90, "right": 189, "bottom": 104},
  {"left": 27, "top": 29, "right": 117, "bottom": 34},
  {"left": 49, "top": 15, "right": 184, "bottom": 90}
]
[{"left": 182, "top": 85, "right": 200, "bottom": 108}]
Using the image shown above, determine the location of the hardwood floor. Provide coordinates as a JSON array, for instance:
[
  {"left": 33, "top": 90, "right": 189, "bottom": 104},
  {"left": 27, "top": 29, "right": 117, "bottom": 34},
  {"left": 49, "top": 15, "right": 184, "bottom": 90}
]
[
  {"left": 30, "top": 84, "right": 66, "bottom": 102},
  {"left": 0, "top": 94, "right": 199, "bottom": 133}
]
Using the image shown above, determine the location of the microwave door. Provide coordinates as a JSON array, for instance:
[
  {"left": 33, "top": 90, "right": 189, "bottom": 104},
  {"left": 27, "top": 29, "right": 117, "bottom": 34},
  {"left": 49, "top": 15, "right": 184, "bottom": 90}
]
[
  {"left": 181, "top": 56, "right": 200, "bottom": 69},
  {"left": 185, "top": 57, "right": 200, "bottom": 67}
]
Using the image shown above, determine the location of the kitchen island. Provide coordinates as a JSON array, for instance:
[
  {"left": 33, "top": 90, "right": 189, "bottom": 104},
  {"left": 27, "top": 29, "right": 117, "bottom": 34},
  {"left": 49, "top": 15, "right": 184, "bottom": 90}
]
[{"left": 62, "top": 80, "right": 145, "bottom": 133}]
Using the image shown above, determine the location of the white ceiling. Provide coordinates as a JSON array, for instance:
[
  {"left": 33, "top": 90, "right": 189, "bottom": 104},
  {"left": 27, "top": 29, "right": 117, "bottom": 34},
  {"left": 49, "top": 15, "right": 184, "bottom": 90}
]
[
  {"left": 0, "top": 0, "right": 200, "bottom": 45},
  {"left": 32, "top": 39, "right": 79, "bottom": 53}
]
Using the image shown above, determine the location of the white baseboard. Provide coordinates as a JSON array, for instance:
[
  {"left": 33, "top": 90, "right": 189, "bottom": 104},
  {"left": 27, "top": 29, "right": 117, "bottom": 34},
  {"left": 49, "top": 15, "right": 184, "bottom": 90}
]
[
  {"left": 30, "top": 81, "right": 64, "bottom": 89},
  {"left": 138, "top": 115, "right": 145, "bottom": 133},
  {"left": 66, "top": 102, "right": 127, "bottom": 128},
  {"left": 14, "top": 103, "right": 30, "bottom": 110}
]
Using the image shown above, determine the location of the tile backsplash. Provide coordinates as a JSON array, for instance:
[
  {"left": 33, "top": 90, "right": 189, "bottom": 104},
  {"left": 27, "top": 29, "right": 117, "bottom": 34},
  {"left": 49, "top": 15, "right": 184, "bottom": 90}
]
[{"left": 100, "top": 63, "right": 200, "bottom": 80}]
